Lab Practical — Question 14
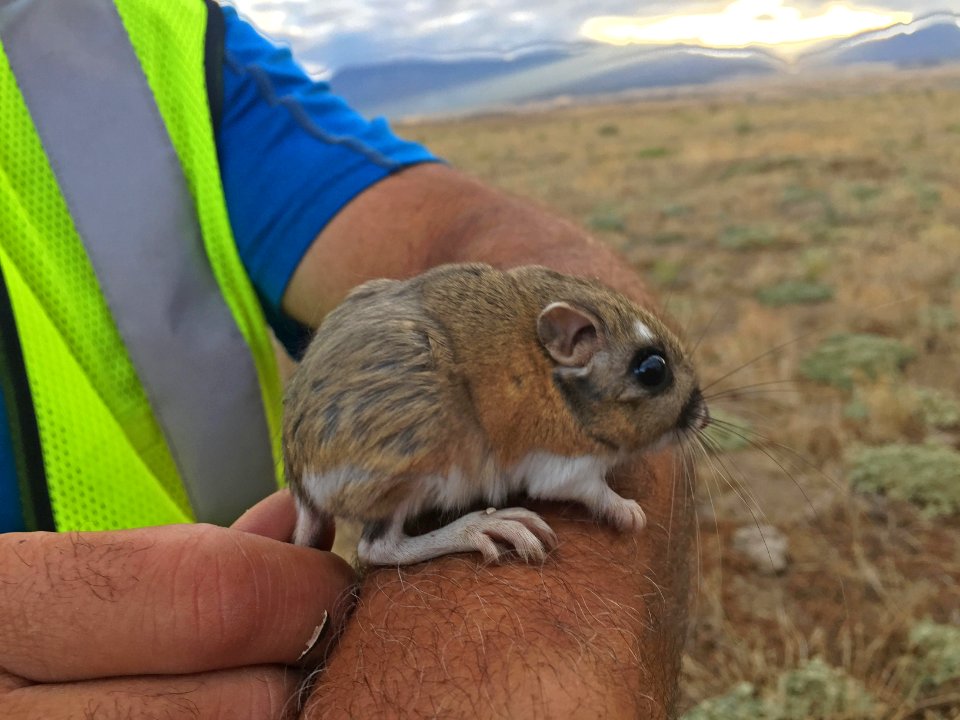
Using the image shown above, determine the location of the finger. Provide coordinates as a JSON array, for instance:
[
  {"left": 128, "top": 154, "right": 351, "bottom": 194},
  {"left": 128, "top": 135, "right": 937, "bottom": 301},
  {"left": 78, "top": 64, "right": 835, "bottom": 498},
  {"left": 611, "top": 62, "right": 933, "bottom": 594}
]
[
  {"left": 1, "top": 666, "right": 301, "bottom": 720},
  {"left": 232, "top": 490, "right": 336, "bottom": 551},
  {"left": 231, "top": 489, "right": 297, "bottom": 542},
  {"left": 0, "top": 526, "right": 356, "bottom": 682}
]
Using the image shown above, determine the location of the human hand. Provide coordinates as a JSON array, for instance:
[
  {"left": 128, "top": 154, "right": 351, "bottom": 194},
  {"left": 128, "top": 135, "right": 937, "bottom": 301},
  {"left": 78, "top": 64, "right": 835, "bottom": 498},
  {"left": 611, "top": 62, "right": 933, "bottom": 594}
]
[{"left": 0, "top": 490, "right": 355, "bottom": 719}]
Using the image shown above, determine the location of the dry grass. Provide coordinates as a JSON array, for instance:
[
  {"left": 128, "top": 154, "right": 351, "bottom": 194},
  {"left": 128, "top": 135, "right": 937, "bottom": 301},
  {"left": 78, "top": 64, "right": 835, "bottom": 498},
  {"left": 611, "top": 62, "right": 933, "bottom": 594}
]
[{"left": 397, "top": 67, "right": 960, "bottom": 718}]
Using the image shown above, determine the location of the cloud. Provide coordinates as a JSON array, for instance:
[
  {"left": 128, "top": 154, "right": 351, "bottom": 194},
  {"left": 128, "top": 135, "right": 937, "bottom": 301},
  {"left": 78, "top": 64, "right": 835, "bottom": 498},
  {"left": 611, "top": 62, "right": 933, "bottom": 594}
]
[
  {"left": 228, "top": 0, "right": 943, "bottom": 72},
  {"left": 582, "top": 1, "right": 914, "bottom": 48}
]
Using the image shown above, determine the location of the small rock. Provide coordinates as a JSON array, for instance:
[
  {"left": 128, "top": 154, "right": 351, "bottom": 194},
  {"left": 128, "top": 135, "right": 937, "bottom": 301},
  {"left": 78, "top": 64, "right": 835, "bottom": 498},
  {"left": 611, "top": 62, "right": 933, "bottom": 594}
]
[{"left": 732, "top": 524, "right": 790, "bottom": 574}]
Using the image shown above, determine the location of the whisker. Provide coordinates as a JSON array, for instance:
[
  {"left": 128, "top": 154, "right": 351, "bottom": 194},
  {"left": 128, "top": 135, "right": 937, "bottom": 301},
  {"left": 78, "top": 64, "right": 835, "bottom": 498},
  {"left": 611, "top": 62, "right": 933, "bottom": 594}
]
[
  {"left": 685, "top": 435, "right": 727, "bottom": 591},
  {"left": 677, "top": 440, "right": 704, "bottom": 609},
  {"left": 697, "top": 433, "right": 777, "bottom": 569},
  {"left": 698, "top": 434, "right": 787, "bottom": 577},
  {"left": 702, "top": 422, "right": 826, "bottom": 533},
  {"left": 666, "top": 432, "right": 680, "bottom": 558},
  {"left": 690, "top": 302, "right": 725, "bottom": 357},
  {"left": 727, "top": 435, "right": 852, "bottom": 628},
  {"left": 701, "top": 328, "right": 824, "bottom": 393},
  {"left": 705, "top": 379, "right": 800, "bottom": 401},
  {"left": 699, "top": 432, "right": 771, "bottom": 526},
  {"left": 705, "top": 404, "right": 785, "bottom": 429},
  {"left": 708, "top": 418, "right": 843, "bottom": 493}
]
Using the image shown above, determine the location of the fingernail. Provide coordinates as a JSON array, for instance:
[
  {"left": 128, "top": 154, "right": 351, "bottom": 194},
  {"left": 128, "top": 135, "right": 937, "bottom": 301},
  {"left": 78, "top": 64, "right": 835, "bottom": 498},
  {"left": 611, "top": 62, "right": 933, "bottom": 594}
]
[{"left": 297, "top": 611, "right": 329, "bottom": 663}]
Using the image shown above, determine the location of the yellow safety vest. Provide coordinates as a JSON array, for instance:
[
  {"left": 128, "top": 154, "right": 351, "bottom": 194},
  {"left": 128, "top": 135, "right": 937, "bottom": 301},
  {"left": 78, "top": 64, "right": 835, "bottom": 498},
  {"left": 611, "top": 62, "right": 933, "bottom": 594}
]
[{"left": 0, "top": 0, "right": 284, "bottom": 530}]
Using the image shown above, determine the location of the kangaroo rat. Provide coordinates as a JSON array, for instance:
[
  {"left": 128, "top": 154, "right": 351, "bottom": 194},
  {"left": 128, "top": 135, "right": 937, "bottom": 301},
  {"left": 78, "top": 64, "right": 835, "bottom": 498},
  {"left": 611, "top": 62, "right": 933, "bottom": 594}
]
[{"left": 284, "top": 263, "right": 709, "bottom": 565}]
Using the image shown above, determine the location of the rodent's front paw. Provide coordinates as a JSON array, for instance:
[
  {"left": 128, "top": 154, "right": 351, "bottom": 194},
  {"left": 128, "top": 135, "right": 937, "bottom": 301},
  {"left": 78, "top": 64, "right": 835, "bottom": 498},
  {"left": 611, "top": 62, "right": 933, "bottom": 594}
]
[{"left": 608, "top": 498, "right": 647, "bottom": 533}]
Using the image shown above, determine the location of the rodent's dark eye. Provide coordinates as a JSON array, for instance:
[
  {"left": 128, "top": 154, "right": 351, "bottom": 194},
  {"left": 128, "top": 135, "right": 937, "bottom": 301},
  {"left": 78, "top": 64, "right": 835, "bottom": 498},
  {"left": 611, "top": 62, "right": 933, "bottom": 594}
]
[{"left": 631, "top": 349, "right": 671, "bottom": 393}]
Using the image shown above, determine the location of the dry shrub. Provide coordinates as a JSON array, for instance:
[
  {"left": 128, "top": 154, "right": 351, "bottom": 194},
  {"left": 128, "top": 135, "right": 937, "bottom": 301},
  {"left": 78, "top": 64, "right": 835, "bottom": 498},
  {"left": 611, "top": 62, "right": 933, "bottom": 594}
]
[{"left": 846, "top": 380, "right": 927, "bottom": 444}]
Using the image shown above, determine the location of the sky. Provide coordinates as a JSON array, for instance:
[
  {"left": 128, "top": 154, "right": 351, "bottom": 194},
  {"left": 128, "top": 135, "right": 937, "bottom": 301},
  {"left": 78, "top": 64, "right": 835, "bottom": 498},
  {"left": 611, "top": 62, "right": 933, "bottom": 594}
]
[{"left": 229, "top": 1, "right": 958, "bottom": 74}]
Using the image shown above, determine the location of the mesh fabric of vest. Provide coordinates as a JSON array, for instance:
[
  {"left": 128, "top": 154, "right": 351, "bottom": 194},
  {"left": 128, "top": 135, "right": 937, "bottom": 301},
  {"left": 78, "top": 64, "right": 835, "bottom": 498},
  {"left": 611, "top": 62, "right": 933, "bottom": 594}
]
[
  {"left": 0, "top": 45, "right": 191, "bottom": 529},
  {"left": 0, "top": 0, "right": 283, "bottom": 530}
]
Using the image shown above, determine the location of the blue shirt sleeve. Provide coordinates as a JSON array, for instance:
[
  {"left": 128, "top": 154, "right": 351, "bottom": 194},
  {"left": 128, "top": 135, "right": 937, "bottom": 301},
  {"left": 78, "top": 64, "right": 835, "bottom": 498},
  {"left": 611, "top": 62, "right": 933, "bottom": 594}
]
[{"left": 217, "top": 6, "right": 439, "bottom": 355}]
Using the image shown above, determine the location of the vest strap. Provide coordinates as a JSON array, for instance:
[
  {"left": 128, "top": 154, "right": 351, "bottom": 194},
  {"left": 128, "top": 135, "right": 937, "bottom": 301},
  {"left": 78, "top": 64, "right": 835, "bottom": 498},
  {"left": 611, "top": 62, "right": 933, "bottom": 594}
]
[{"left": 0, "top": 0, "right": 277, "bottom": 525}]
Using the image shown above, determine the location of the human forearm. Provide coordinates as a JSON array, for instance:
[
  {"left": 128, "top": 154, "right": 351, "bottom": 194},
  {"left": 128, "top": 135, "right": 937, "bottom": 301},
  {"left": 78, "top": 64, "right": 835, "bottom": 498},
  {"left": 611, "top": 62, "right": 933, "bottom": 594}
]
[
  {"left": 282, "top": 164, "right": 658, "bottom": 326},
  {"left": 308, "top": 452, "right": 692, "bottom": 719},
  {"left": 422, "top": 173, "right": 658, "bottom": 308}
]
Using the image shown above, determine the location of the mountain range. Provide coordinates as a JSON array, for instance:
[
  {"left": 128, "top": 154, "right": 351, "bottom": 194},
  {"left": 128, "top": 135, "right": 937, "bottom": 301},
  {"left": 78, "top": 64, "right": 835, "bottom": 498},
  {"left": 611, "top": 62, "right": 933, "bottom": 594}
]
[
  {"left": 801, "top": 12, "right": 960, "bottom": 68},
  {"left": 325, "top": 13, "right": 960, "bottom": 118}
]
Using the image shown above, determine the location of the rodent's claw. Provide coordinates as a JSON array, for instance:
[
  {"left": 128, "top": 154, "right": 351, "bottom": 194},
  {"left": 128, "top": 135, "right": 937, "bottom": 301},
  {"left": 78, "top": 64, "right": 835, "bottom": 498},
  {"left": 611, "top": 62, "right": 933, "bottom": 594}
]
[
  {"left": 489, "top": 507, "right": 559, "bottom": 550},
  {"left": 466, "top": 508, "right": 556, "bottom": 564},
  {"left": 608, "top": 498, "right": 647, "bottom": 533},
  {"left": 473, "top": 534, "right": 503, "bottom": 564}
]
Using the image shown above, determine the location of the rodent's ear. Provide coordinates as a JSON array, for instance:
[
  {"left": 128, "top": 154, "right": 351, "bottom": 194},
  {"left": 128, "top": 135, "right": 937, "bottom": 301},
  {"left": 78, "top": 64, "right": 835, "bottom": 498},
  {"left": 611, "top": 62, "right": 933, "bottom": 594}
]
[{"left": 537, "top": 302, "right": 602, "bottom": 368}]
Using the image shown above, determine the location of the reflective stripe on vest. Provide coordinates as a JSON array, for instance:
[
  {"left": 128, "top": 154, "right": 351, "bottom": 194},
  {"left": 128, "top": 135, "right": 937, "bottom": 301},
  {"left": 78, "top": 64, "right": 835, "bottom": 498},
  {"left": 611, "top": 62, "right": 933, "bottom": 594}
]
[{"left": 0, "top": 0, "right": 282, "bottom": 526}]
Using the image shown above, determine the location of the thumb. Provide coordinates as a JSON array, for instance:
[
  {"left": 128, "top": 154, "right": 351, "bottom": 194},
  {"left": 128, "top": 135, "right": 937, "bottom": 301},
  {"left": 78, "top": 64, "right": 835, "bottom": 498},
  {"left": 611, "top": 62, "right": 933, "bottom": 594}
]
[
  {"left": 231, "top": 488, "right": 299, "bottom": 543},
  {"left": 232, "top": 489, "right": 337, "bottom": 551}
]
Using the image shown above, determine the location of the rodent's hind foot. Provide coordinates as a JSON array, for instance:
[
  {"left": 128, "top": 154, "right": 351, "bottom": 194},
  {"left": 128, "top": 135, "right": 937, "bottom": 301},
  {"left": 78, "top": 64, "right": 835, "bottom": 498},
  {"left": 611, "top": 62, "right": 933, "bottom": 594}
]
[{"left": 357, "top": 508, "right": 557, "bottom": 566}]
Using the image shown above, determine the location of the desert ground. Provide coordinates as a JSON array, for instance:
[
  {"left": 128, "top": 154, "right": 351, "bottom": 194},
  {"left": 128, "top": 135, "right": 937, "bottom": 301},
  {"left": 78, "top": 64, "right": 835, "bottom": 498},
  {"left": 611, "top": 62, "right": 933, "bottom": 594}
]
[{"left": 391, "top": 67, "right": 960, "bottom": 718}]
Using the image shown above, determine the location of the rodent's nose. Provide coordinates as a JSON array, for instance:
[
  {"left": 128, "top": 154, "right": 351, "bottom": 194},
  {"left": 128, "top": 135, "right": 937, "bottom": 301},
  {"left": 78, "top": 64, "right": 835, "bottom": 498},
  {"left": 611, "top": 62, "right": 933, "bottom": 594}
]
[
  {"left": 695, "top": 401, "right": 711, "bottom": 431},
  {"left": 679, "top": 388, "right": 709, "bottom": 431}
]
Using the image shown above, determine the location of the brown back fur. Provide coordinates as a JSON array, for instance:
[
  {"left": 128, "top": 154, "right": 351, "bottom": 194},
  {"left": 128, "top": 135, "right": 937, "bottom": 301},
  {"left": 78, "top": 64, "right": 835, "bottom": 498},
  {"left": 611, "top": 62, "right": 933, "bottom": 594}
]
[{"left": 283, "top": 264, "right": 698, "bottom": 521}]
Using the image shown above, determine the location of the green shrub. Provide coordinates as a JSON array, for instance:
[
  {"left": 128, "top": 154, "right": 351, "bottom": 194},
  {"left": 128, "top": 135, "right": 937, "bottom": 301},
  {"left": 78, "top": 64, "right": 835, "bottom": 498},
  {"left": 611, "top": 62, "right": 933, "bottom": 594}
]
[
  {"left": 849, "top": 183, "right": 882, "bottom": 202},
  {"left": 651, "top": 259, "right": 683, "bottom": 287},
  {"left": 596, "top": 123, "right": 619, "bottom": 136},
  {"left": 683, "top": 683, "right": 767, "bottom": 720},
  {"left": 586, "top": 207, "right": 626, "bottom": 233},
  {"left": 911, "top": 180, "right": 942, "bottom": 211},
  {"left": 843, "top": 398, "right": 869, "bottom": 421},
  {"left": 636, "top": 146, "right": 671, "bottom": 158},
  {"left": 719, "top": 225, "right": 777, "bottom": 250},
  {"left": 722, "top": 157, "right": 805, "bottom": 180},
  {"left": 909, "top": 619, "right": 960, "bottom": 689},
  {"left": 756, "top": 281, "right": 834, "bottom": 307},
  {"left": 915, "top": 388, "right": 960, "bottom": 430},
  {"left": 683, "top": 659, "right": 876, "bottom": 720},
  {"left": 661, "top": 203, "right": 693, "bottom": 218},
  {"left": 849, "top": 444, "right": 960, "bottom": 517},
  {"left": 780, "top": 184, "right": 829, "bottom": 209},
  {"left": 735, "top": 117, "right": 755, "bottom": 135},
  {"left": 919, "top": 304, "right": 957, "bottom": 333},
  {"left": 800, "top": 248, "right": 833, "bottom": 281},
  {"left": 799, "top": 334, "right": 915, "bottom": 389},
  {"left": 652, "top": 232, "right": 687, "bottom": 246},
  {"left": 775, "top": 658, "right": 876, "bottom": 719},
  {"left": 781, "top": 184, "right": 820, "bottom": 206}
]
